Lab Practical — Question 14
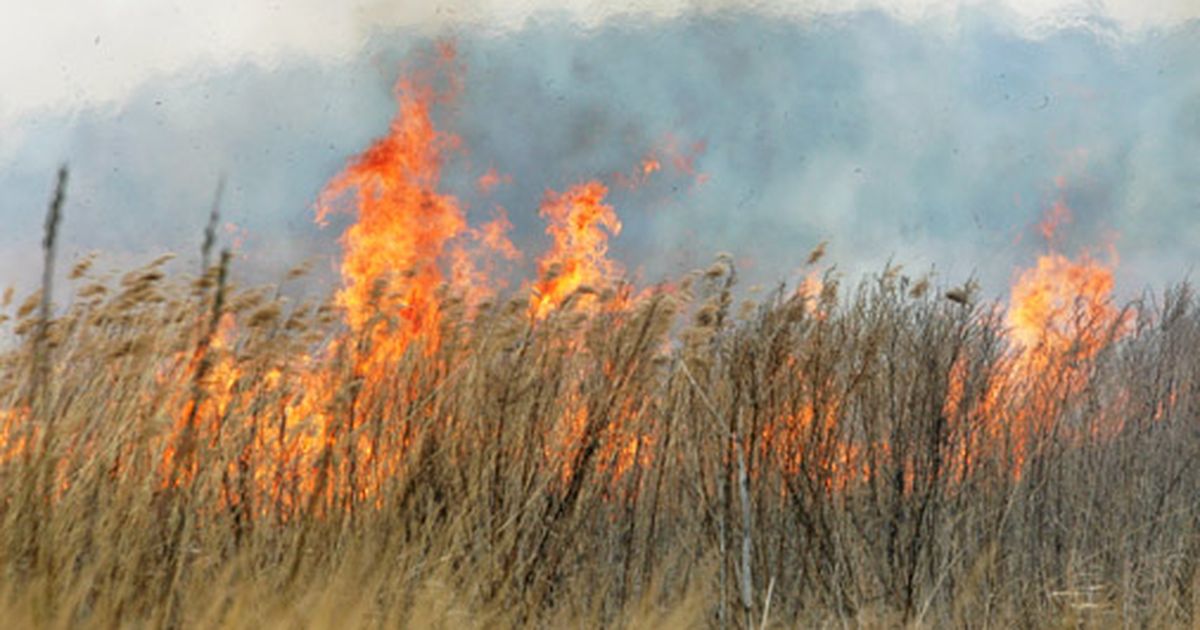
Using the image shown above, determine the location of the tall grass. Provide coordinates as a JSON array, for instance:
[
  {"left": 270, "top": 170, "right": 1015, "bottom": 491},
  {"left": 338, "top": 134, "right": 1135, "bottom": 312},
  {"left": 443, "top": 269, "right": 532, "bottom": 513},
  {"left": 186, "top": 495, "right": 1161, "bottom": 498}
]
[{"left": 0, "top": 238, "right": 1196, "bottom": 627}]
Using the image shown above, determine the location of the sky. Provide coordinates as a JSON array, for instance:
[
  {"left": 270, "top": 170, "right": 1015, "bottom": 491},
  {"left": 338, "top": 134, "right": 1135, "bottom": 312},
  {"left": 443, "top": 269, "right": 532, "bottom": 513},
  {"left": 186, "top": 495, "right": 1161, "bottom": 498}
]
[{"left": 1, "top": 0, "right": 1198, "bottom": 299}]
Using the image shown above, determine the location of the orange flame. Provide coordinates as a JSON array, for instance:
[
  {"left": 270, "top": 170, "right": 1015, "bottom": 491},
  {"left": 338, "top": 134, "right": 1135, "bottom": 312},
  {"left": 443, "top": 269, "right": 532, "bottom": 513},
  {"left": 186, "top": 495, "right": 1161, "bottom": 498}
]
[
  {"left": 797, "top": 270, "right": 825, "bottom": 318},
  {"left": 477, "top": 167, "right": 511, "bottom": 195},
  {"left": 1001, "top": 194, "right": 1128, "bottom": 472},
  {"left": 530, "top": 181, "right": 622, "bottom": 319},
  {"left": 316, "top": 63, "right": 467, "bottom": 357},
  {"left": 1008, "top": 251, "right": 1119, "bottom": 357},
  {"left": 1007, "top": 199, "right": 1124, "bottom": 365},
  {"left": 476, "top": 208, "right": 522, "bottom": 263}
]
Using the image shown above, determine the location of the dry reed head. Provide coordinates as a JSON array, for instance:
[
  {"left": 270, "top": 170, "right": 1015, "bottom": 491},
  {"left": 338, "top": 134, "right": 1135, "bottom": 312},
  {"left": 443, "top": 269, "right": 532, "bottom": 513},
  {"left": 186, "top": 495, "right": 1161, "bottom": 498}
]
[
  {"left": 15, "top": 292, "right": 40, "bottom": 320},
  {"left": 68, "top": 252, "right": 97, "bottom": 280},
  {"left": 0, "top": 244, "right": 1194, "bottom": 629},
  {"left": 806, "top": 241, "right": 827, "bottom": 266},
  {"left": 910, "top": 275, "right": 930, "bottom": 298}
]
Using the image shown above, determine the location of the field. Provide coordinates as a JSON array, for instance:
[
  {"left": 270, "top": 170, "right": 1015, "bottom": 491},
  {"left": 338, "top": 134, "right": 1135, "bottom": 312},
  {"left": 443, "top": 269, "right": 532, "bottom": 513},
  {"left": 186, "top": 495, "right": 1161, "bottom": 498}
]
[{"left": 1, "top": 61, "right": 1197, "bottom": 629}]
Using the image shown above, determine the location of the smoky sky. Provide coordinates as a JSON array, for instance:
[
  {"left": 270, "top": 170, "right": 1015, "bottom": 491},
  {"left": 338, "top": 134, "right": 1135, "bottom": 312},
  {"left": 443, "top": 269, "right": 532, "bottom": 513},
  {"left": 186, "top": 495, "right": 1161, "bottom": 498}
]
[{"left": 2, "top": 9, "right": 1198, "bottom": 300}]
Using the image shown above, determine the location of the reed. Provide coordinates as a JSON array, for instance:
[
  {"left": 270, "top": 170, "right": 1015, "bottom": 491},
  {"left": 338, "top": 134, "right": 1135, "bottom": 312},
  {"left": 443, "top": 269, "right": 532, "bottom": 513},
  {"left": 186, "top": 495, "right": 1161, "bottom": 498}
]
[{"left": 0, "top": 211, "right": 1195, "bottom": 628}]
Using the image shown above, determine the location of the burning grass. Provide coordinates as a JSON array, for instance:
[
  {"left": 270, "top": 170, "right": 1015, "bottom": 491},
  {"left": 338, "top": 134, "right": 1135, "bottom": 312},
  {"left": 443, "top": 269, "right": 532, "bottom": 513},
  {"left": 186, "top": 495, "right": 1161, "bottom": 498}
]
[{"left": 0, "top": 55, "right": 1197, "bottom": 629}]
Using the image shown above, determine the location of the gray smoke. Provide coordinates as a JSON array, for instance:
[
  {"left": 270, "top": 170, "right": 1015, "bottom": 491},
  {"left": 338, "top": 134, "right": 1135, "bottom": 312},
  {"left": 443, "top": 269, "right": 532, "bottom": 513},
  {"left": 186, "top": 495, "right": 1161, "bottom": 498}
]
[{"left": 1, "top": 8, "right": 1198, "bottom": 302}]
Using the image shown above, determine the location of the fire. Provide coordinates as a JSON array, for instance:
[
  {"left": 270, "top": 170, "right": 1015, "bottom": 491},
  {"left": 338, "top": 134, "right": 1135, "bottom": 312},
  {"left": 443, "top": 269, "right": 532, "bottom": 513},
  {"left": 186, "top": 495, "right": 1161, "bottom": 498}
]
[
  {"left": 477, "top": 167, "right": 510, "bottom": 195},
  {"left": 316, "top": 61, "right": 467, "bottom": 358},
  {"left": 0, "top": 48, "right": 1163, "bottom": 534},
  {"left": 160, "top": 311, "right": 243, "bottom": 489},
  {"left": 1007, "top": 252, "right": 1119, "bottom": 357},
  {"left": 1007, "top": 199, "right": 1125, "bottom": 368},
  {"left": 0, "top": 406, "right": 30, "bottom": 462},
  {"left": 1037, "top": 199, "right": 1071, "bottom": 244},
  {"left": 796, "top": 269, "right": 825, "bottom": 318},
  {"left": 928, "top": 192, "right": 1131, "bottom": 484},
  {"left": 999, "top": 195, "right": 1128, "bottom": 472},
  {"left": 476, "top": 208, "right": 521, "bottom": 263},
  {"left": 651, "top": 135, "right": 707, "bottom": 185},
  {"left": 530, "top": 181, "right": 622, "bottom": 319}
]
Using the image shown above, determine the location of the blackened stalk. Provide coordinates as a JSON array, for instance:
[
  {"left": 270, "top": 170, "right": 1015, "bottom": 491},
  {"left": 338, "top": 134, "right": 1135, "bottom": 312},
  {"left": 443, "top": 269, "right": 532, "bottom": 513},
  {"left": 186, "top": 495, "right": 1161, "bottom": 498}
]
[
  {"left": 25, "top": 165, "right": 67, "bottom": 585},
  {"left": 201, "top": 175, "right": 225, "bottom": 274},
  {"left": 34, "top": 165, "right": 68, "bottom": 419}
]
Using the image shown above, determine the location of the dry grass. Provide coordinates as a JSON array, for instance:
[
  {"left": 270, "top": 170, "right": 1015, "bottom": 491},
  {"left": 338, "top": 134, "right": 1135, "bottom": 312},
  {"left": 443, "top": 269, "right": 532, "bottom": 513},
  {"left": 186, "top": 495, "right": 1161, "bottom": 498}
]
[{"left": 0, "top": 240, "right": 1197, "bottom": 629}]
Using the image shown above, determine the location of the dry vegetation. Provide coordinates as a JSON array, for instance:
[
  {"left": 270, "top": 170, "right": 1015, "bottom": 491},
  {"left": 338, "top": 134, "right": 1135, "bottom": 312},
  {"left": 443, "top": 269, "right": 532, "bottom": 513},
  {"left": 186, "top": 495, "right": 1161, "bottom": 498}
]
[
  {"left": 0, "top": 220, "right": 1197, "bottom": 628},
  {"left": 2, "top": 53, "right": 1197, "bottom": 627}
]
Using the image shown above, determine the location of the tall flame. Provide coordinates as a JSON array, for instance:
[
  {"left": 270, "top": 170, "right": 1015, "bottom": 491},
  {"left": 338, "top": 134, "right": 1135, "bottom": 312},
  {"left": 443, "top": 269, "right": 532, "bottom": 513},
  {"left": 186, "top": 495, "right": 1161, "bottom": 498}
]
[
  {"left": 1000, "top": 195, "right": 1127, "bottom": 472},
  {"left": 530, "top": 181, "right": 622, "bottom": 319},
  {"left": 1007, "top": 199, "right": 1123, "bottom": 367},
  {"left": 316, "top": 62, "right": 466, "bottom": 357}
]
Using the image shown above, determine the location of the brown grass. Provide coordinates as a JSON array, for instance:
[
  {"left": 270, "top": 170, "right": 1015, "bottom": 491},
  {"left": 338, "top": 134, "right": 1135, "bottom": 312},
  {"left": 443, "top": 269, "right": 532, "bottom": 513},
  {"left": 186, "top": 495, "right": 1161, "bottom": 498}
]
[{"left": 0, "top": 244, "right": 1197, "bottom": 628}]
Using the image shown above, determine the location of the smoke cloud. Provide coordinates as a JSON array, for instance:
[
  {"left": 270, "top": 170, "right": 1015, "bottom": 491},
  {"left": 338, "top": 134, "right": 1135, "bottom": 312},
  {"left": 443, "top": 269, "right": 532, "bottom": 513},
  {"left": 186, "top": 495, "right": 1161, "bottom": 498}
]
[{"left": 1, "top": 7, "right": 1198, "bottom": 300}]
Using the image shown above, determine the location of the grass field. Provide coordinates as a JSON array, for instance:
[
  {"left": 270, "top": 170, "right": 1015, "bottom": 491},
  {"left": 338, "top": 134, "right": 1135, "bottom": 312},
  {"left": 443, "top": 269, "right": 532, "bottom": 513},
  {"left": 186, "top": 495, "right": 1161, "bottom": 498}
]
[{"left": 1, "top": 62, "right": 1197, "bottom": 629}]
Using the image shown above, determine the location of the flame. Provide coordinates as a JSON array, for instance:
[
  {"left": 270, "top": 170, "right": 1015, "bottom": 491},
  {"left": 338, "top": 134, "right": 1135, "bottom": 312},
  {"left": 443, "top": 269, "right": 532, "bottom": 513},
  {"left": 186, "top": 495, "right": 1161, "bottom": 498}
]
[
  {"left": 797, "top": 269, "right": 825, "bottom": 318},
  {"left": 615, "top": 137, "right": 705, "bottom": 189},
  {"left": 1000, "top": 195, "right": 1128, "bottom": 472},
  {"left": 477, "top": 167, "right": 510, "bottom": 195},
  {"left": 652, "top": 134, "right": 707, "bottom": 185},
  {"left": 473, "top": 207, "right": 522, "bottom": 268},
  {"left": 0, "top": 406, "right": 30, "bottom": 462},
  {"left": 530, "top": 181, "right": 622, "bottom": 319},
  {"left": 1007, "top": 199, "right": 1125, "bottom": 368},
  {"left": 1007, "top": 251, "right": 1120, "bottom": 358},
  {"left": 0, "top": 50, "right": 1170, "bottom": 536},
  {"left": 316, "top": 61, "right": 467, "bottom": 358},
  {"left": 1037, "top": 199, "right": 1071, "bottom": 244},
  {"left": 160, "top": 312, "right": 242, "bottom": 489}
]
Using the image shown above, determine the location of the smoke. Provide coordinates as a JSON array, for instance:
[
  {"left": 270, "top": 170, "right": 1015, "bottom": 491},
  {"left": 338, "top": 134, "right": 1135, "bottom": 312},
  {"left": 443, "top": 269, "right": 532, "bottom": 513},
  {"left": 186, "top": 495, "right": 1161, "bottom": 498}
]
[{"left": 1, "top": 8, "right": 1198, "bottom": 300}]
